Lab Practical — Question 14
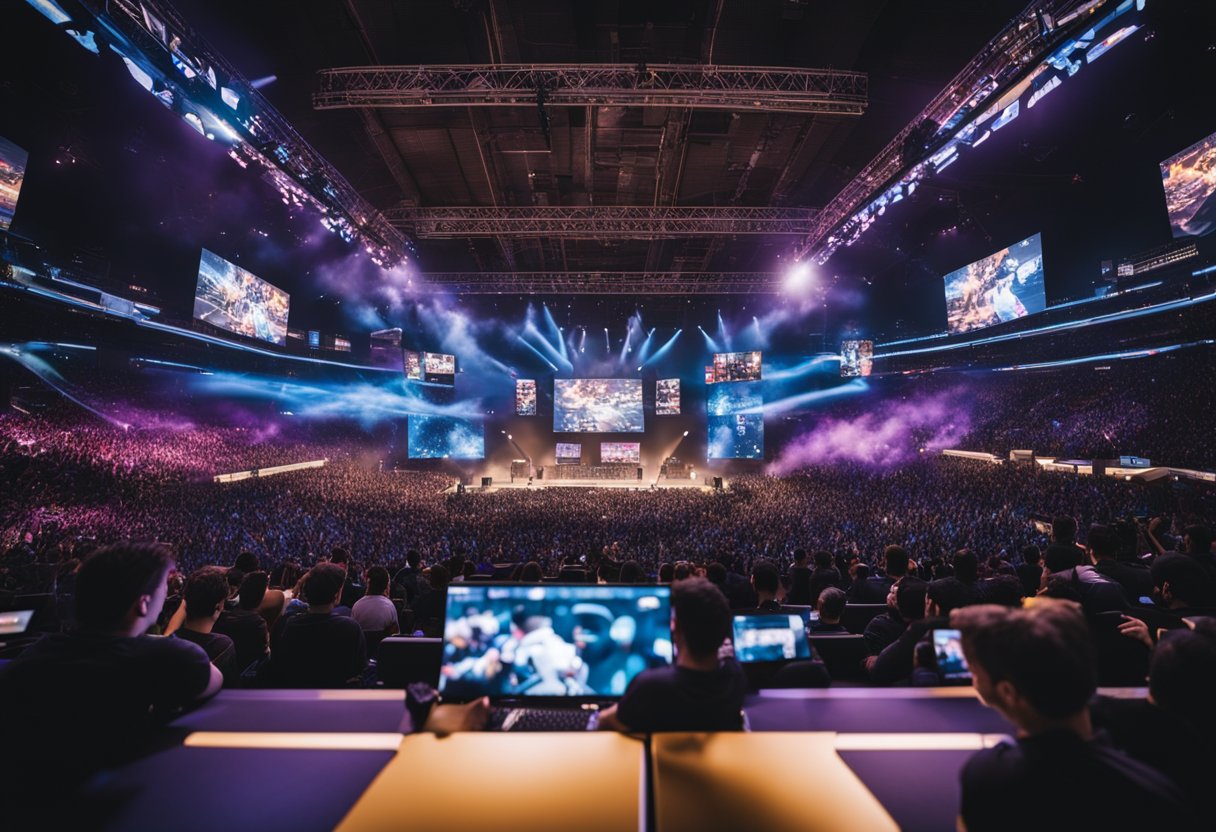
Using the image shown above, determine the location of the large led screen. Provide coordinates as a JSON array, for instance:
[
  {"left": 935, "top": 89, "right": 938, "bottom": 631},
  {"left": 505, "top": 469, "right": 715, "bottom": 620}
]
[
  {"left": 943, "top": 233, "right": 1046, "bottom": 335},
  {"left": 1161, "top": 130, "right": 1216, "bottom": 238},
  {"left": 407, "top": 415, "right": 484, "bottom": 459},
  {"left": 707, "top": 383, "right": 763, "bottom": 460},
  {"left": 555, "top": 443, "right": 582, "bottom": 462},
  {"left": 601, "top": 442, "right": 641, "bottom": 464},
  {"left": 709, "top": 351, "right": 762, "bottom": 383},
  {"left": 554, "top": 379, "right": 644, "bottom": 433},
  {"left": 656, "top": 378, "right": 681, "bottom": 416},
  {"left": 840, "top": 340, "right": 874, "bottom": 378},
  {"left": 192, "top": 249, "right": 290, "bottom": 345},
  {"left": 515, "top": 379, "right": 537, "bottom": 416},
  {"left": 0, "top": 136, "right": 29, "bottom": 232}
]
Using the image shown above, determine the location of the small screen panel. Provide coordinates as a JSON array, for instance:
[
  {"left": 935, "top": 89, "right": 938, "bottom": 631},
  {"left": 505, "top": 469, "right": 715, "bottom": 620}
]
[
  {"left": 407, "top": 415, "right": 484, "bottom": 459},
  {"left": 840, "top": 340, "right": 873, "bottom": 378},
  {"left": 732, "top": 615, "right": 811, "bottom": 663},
  {"left": 932, "top": 628, "right": 971, "bottom": 681},
  {"left": 709, "top": 351, "right": 762, "bottom": 383},
  {"left": 515, "top": 379, "right": 537, "bottom": 416},
  {"left": 656, "top": 378, "right": 681, "bottom": 416},
  {"left": 1161, "top": 129, "right": 1216, "bottom": 239},
  {"left": 707, "top": 383, "right": 763, "bottom": 460},
  {"left": 555, "top": 442, "right": 582, "bottom": 463},
  {"left": 404, "top": 350, "right": 422, "bottom": 380},
  {"left": 600, "top": 442, "right": 641, "bottom": 464},
  {"left": 192, "top": 248, "right": 290, "bottom": 345},
  {"left": 943, "top": 233, "right": 1046, "bottom": 335},
  {"left": 0, "top": 136, "right": 29, "bottom": 232}
]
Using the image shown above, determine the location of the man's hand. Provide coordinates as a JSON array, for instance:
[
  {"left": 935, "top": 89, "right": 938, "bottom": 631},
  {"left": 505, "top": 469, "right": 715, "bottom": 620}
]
[
  {"left": 1117, "top": 615, "right": 1153, "bottom": 650},
  {"left": 424, "top": 696, "right": 490, "bottom": 735}
]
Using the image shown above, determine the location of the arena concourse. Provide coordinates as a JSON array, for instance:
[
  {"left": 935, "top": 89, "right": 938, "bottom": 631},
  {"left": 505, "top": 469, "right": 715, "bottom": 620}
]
[{"left": 2, "top": 1, "right": 1216, "bottom": 830}]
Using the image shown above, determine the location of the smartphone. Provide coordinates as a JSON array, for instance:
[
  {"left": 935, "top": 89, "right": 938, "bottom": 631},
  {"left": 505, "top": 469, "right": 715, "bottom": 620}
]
[{"left": 932, "top": 628, "right": 971, "bottom": 682}]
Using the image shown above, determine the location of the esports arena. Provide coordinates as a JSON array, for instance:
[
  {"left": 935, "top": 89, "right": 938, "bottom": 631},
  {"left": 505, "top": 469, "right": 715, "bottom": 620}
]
[{"left": 2, "top": 1, "right": 1216, "bottom": 830}]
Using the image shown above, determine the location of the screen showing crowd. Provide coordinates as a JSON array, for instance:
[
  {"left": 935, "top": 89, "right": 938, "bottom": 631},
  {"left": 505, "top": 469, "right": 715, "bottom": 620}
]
[
  {"left": 439, "top": 584, "right": 672, "bottom": 699},
  {"left": 191, "top": 248, "right": 290, "bottom": 346},
  {"left": 515, "top": 380, "right": 537, "bottom": 416},
  {"left": 707, "top": 351, "right": 762, "bottom": 384},
  {"left": 840, "top": 340, "right": 874, "bottom": 377},
  {"left": 600, "top": 442, "right": 641, "bottom": 464},
  {"left": 554, "top": 379, "right": 644, "bottom": 433},
  {"left": 0, "top": 136, "right": 29, "bottom": 232},
  {"left": 656, "top": 378, "right": 681, "bottom": 416},
  {"left": 407, "top": 415, "right": 484, "bottom": 459},
  {"left": 707, "top": 382, "right": 763, "bottom": 460},
  {"left": 943, "top": 233, "right": 1046, "bottom": 335},
  {"left": 555, "top": 443, "right": 582, "bottom": 463},
  {"left": 1161, "top": 129, "right": 1216, "bottom": 239}
]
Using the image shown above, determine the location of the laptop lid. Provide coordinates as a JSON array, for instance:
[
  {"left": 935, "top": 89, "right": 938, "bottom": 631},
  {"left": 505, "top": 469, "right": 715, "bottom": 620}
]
[
  {"left": 440, "top": 583, "right": 672, "bottom": 703},
  {"left": 731, "top": 614, "right": 811, "bottom": 663},
  {"left": 0, "top": 609, "right": 34, "bottom": 636}
]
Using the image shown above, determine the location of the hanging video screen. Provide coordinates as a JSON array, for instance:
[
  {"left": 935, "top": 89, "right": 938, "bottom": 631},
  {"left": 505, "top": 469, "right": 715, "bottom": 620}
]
[
  {"left": 708, "top": 351, "right": 762, "bottom": 384},
  {"left": 707, "top": 383, "right": 764, "bottom": 460},
  {"left": 515, "top": 379, "right": 537, "bottom": 416},
  {"left": 404, "top": 350, "right": 423, "bottom": 380},
  {"left": 656, "top": 378, "right": 681, "bottom": 416},
  {"left": 943, "top": 233, "right": 1046, "bottom": 335},
  {"left": 555, "top": 443, "right": 582, "bottom": 463},
  {"left": 0, "top": 136, "right": 29, "bottom": 232},
  {"left": 1161, "top": 129, "right": 1216, "bottom": 239},
  {"left": 553, "top": 379, "right": 644, "bottom": 433},
  {"left": 422, "top": 352, "right": 456, "bottom": 385},
  {"left": 601, "top": 442, "right": 641, "bottom": 464},
  {"left": 192, "top": 248, "right": 290, "bottom": 345},
  {"left": 840, "top": 340, "right": 874, "bottom": 378},
  {"left": 407, "top": 415, "right": 484, "bottom": 459}
]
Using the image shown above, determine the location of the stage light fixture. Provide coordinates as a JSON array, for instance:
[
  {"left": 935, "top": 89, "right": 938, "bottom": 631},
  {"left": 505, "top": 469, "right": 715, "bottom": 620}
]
[{"left": 785, "top": 260, "right": 813, "bottom": 291}]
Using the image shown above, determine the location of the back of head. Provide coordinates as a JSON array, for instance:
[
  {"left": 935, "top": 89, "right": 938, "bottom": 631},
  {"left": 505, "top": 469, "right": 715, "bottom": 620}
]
[
  {"left": 658, "top": 562, "right": 674, "bottom": 583},
  {"left": 813, "top": 550, "right": 834, "bottom": 570},
  {"left": 672, "top": 577, "right": 730, "bottom": 659},
  {"left": 1184, "top": 525, "right": 1213, "bottom": 557},
  {"left": 751, "top": 559, "right": 779, "bottom": 595},
  {"left": 792, "top": 548, "right": 807, "bottom": 565},
  {"left": 895, "top": 577, "right": 929, "bottom": 620},
  {"left": 673, "top": 562, "right": 691, "bottom": 581},
  {"left": 884, "top": 545, "right": 910, "bottom": 578},
  {"left": 1151, "top": 553, "right": 1213, "bottom": 607},
  {"left": 981, "top": 575, "right": 1025, "bottom": 607},
  {"left": 365, "top": 566, "right": 390, "bottom": 596},
  {"left": 234, "top": 551, "right": 259, "bottom": 574},
  {"left": 520, "top": 561, "right": 543, "bottom": 582},
  {"left": 928, "top": 577, "right": 973, "bottom": 615},
  {"left": 237, "top": 571, "right": 269, "bottom": 610},
  {"left": 330, "top": 548, "right": 350, "bottom": 568},
  {"left": 1087, "top": 525, "right": 1117, "bottom": 560},
  {"left": 428, "top": 564, "right": 451, "bottom": 590},
  {"left": 619, "top": 561, "right": 643, "bottom": 584},
  {"left": 406, "top": 550, "right": 421, "bottom": 568},
  {"left": 74, "top": 542, "right": 174, "bottom": 632},
  {"left": 1022, "top": 545, "right": 1041, "bottom": 566},
  {"left": 853, "top": 563, "right": 871, "bottom": 581},
  {"left": 1052, "top": 516, "right": 1078, "bottom": 545},
  {"left": 953, "top": 550, "right": 978, "bottom": 583},
  {"left": 817, "top": 587, "right": 847, "bottom": 620},
  {"left": 953, "top": 599, "right": 1096, "bottom": 719},
  {"left": 705, "top": 562, "right": 726, "bottom": 585},
  {"left": 184, "top": 566, "right": 230, "bottom": 619},
  {"left": 1149, "top": 627, "right": 1216, "bottom": 734},
  {"left": 302, "top": 563, "right": 347, "bottom": 606},
  {"left": 1044, "top": 543, "right": 1082, "bottom": 574}
]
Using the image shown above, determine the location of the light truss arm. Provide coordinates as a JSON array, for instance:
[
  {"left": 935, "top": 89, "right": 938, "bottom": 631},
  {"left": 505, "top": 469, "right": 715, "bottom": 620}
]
[
  {"left": 415, "top": 272, "right": 782, "bottom": 295},
  {"left": 315, "top": 64, "right": 867, "bottom": 115},
  {"left": 386, "top": 206, "right": 818, "bottom": 238}
]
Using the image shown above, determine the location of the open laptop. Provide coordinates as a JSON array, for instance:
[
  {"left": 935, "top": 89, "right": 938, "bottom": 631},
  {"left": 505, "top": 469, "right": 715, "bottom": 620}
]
[
  {"left": 731, "top": 614, "right": 811, "bottom": 663},
  {"left": 440, "top": 583, "right": 673, "bottom": 731},
  {"left": 0, "top": 609, "right": 35, "bottom": 637}
]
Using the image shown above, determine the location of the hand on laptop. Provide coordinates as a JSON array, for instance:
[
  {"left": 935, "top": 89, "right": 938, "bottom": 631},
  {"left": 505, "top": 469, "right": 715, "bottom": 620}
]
[{"left": 425, "top": 696, "right": 491, "bottom": 735}]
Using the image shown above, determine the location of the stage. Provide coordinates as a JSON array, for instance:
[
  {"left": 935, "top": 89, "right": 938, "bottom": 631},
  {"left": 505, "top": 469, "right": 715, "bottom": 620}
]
[{"left": 444, "top": 477, "right": 720, "bottom": 494}]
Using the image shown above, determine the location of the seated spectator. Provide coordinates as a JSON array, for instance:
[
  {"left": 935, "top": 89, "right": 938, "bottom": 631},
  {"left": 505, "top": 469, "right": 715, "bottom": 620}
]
[
  {"left": 1042, "top": 544, "right": 1128, "bottom": 615},
  {"left": 657, "top": 562, "right": 675, "bottom": 584},
  {"left": 864, "top": 576, "right": 929, "bottom": 658},
  {"left": 0, "top": 542, "right": 221, "bottom": 798},
  {"left": 519, "top": 561, "right": 544, "bottom": 582},
  {"left": 175, "top": 566, "right": 237, "bottom": 685},
  {"left": 233, "top": 551, "right": 259, "bottom": 575},
  {"left": 1015, "top": 546, "right": 1043, "bottom": 599},
  {"left": 392, "top": 549, "right": 427, "bottom": 607},
  {"left": 807, "top": 550, "right": 841, "bottom": 606},
  {"left": 866, "top": 578, "right": 931, "bottom": 684},
  {"left": 786, "top": 548, "right": 813, "bottom": 605},
  {"left": 1139, "top": 554, "right": 1216, "bottom": 630},
  {"left": 597, "top": 578, "right": 745, "bottom": 732},
  {"left": 351, "top": 566, "right": 399, "bottom": 637},
  {"left": 412, "top": 564, "right": 450, "bottom": 637},
  {"left": 618, "top": 560, "right": 643, "bottom": 584},
  {"left": 809, "top": 587, "right": 849, "bottom": 634},
  {"left": 952, "top": 600, "right": 1196, "bottom": 830},
  {"left": 743, "top": 559, "right": 782, "bottom": 612},
  {"left": 214, "top": 571, "right": 271, "bottom": 675},
  {"left": 850, "top": 545, "right": 909, "bottom": 604},
  {"left": 329, "top": 548, "right": 363, "bottom": 610},
  {"left": 930, "top": 550, "right": 985, "bottom": 609},
  {"left": 1088, "top": 524, "right": 1152, "bottom": 603},
  {"left": 270, "top": 564, "right": 367, "bottom": 688}
]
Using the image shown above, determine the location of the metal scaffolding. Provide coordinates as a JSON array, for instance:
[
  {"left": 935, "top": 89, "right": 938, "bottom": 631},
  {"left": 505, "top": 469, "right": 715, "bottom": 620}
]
[
  {"left": 386, "top": 206, "right": 818, "bottom": 238},
  {"left": 414, "top": 271, "right": 783, "bottom": 295},
  {"left": 314, "top": 64, "right": 868, "bottom": 115}
]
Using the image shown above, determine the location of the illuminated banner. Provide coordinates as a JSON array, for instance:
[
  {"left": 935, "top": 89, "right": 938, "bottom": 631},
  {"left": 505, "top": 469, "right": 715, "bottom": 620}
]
[{"left": 515, "top": 379, "right": 537, "bottom": 416}]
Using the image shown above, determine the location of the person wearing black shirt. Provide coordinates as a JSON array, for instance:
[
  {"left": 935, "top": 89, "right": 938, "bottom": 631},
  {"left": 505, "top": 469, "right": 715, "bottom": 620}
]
[
  {"left": 808, "top": 587, "right": 849, "bottom": 634},
  {"left": 786, "top": 549, "right": 813, "bottom": 606},
  {"left": 738, "top": 559, "right": 782, "bottom": 613},
  {"left": 951, "top": 600, "right": 1197, "bottom": 831},
  {"left": 412, "top": 563, "right": 450, "bottom": 637},
  {"left": 213, "top": 570, "right": 271, "bottom": 675},
  {"left": 598, "top": 578, "right": 745, "bottom": 732},
  {"left": 393, "top": 550, "right": 428, "bottom": 608},
  {"left": 175, "top": 566, "right": 237, "bottom": 685},
  {"left": 849, "top": 545, "right": 910, "bottom": 604},
  {"left": 270, "top": 563, "right": 367, "bottom": 687},
  {"left": 807, "top": 550, "right": 842, "bottom": 607},
  {"left": 1015, "top": 545, "right": 1043, "bottom": 599},
  {"left": 1087, "top": 524, "right": 1152, "bottom": 603},
  {"left": 863, "top": 577, "right": 927, "bottom": 657}
]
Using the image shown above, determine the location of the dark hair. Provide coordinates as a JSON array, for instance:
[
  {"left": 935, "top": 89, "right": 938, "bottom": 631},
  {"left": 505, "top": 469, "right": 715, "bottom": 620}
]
[
  {"left": 330, "top": 548, "right": 350, "bottom": 566},
  {"left": 1087, "top": 525, "right": 1117, "bottom": 560},
  {"left": 1150, "top": 627, "right": 1216, "bottom": 733},
  {"left": 853, "top": 563, "right": 871, "bottom": 581},
  {"left": 981, "top": 575, "right": 1025, "bottom": 607},
  {"left": 1021, "top": 545, "right": 1041, "bottom": 566},
  {"left": 366, "top": 566, "right": 390, "bottom": 595},
  {"left": 1052, "top": 516, "right": 1078, "bottom": 544},
  {"left": 953, "top": 601, "right": 1096, "bottom": 719},
  {"left": 234, "top": 551, "right": 259, "bottom": 574},
  {"left": 226, "top": 568, "right": 245, "bottom": 594},
  {"left": 1044, "top": 543, "right": 1082, "bottom": 574},
  {"left": 751, "top": 559, "right": 779, "bottom": 594},
  {"left": 619, "top": 561, "right": 643, "bottom": 584},
  {"left": 184, "top": 566, "right": 230, "bottom": 620},
  {"left": 927, "top": 578, "right": 971, "bottom": 615},
  {"left": 953, "top": 551, "right": 978, "bottom": 583},
  {"left": 406, "top": 550, "right": 421, "bottom": 568},
  {"left": 520, "top": 561, "right": 543, "bottom": 582},
  {"left": 705, "top": 562, "right": 726, "bottom": 585},
  {"left": 884, "top": 545, "right": 910, "bottom": 578},
  {"left": 658, "top": 563, "right": 674, "bottom": 583},
  {"left": 672, "top": 577, "right": 730, "bottom": 658},
  {"left": 1151, "top": 553, "right": 1213, "bottom": 607},
  {"left": 74, "top": 542, "right": 174, "bottom": 631},
  {"left": 895, "top": 577, "right": 929, "bottom": 620},
  {"left": 237, "top": 571, "right": 269, "bottom": 610},
  {"left": 673, "top": 562, "right": 691, "bottom": 581},
  {"left": 428, "top": 564, "right": 451, "bottom": 591},
  {"left": 302, "top": 563, "right": 347, "bottom": 605},
  {"left": 792, "top": 548, "right": 808, "bottom": 564},
  {"left": 817, "top": 587, "right": 847, "bottom": 620},
  {"left": 813, "top": 550, "right": 834, "bottom": 570},
  {"left": 1184, "top": 525, "right": 1213, "bottom": 557}
]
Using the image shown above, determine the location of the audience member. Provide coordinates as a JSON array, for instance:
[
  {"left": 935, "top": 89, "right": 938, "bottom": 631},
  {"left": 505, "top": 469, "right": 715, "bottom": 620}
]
[
  {"left": 175, "top": 566, "right": 237, "bottom": 684},
  {"left": 351, "top": 566, "right": 399, "bottom": 637},
  {"left": 270, "top": 564, "right": 367, "bottom": 687},
  {"left": 809, "top": 587, "right": 848, "bottom": 634}
]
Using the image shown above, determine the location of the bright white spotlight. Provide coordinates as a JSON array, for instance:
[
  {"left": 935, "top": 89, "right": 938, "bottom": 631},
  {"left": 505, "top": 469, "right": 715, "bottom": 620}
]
[
  {"left": 682, "top": 430, "right": 689, "bottom": 437},
  {"left": 785, "top": 260, "right": 813, "bottom": 291}
]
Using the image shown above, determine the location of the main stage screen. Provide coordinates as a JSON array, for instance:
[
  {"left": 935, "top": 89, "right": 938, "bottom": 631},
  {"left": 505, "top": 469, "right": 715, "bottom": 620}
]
[
  {"left": 554, "top": 379, "right": 644, "bottom": 433},
  {"left": 600, "top": 442, "right": 641, "bottom": 464},
  {"left": 943, "top": 233, "right": 1046, "bottom": 335},
  {"left": 1161, "top": 129, "right": 1216, "bottom": 238},
  {"left": 707, "top": 383, "right": 763, "bottom": 460},
  {"left": 407, "top": 415, "right": 484, "bottom": 459},
  {"left": 192, "top": 249, "right": 290, "bottom": 345},
  {"left": 515, "top": 379, "right": 537, "bottom": 416},
  {"left": 0, "top": 136, "right": 29, "bottom": 232},
  {"left": 841, "top": 340, "right": 874, "bottom": 377},
  {"left": 656, "top": 378, "right": 681, "bottom": 416}
]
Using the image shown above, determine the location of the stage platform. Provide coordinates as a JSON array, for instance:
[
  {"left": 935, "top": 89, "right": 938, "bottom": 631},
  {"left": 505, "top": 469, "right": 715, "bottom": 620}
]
[{"left": 444, "top": 478, "right": 717, "bottom": 494}]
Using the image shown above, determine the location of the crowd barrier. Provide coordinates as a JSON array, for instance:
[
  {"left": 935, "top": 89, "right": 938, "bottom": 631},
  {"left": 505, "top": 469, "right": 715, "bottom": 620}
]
[{"left": 213, "top": 458, "right": 328, "bottom": 483}]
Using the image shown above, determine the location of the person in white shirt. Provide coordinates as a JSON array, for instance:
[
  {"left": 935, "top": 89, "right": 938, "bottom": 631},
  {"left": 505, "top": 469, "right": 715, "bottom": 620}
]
[{"left": 351, "top": 566, "right": 399, "bottom": 635}]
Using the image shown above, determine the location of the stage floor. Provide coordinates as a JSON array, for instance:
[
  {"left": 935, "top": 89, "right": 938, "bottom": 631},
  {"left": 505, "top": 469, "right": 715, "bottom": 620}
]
[{"left": 445, "top": 478, "right": 717, "bottom": 494}]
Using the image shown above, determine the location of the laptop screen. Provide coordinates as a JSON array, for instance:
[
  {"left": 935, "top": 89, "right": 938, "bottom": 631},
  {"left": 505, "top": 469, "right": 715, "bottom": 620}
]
[
  {"left": 932, "top": 628, "right": 971, "bottom": 681},
  {"left": 731, "top": 614, "right": 811, "bottom": 663},
  {"left": 440, "top": 584, "right": 673, "bottom": 700},
  {"left": 0, "top": 609, "right": 34, "bottom": 636}
]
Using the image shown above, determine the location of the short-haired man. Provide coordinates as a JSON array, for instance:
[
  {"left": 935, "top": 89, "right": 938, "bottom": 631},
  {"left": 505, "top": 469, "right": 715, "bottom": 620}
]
[
  {"left": 1088, "top": 524, "right": 1152, "bottom": 603},
  {"left": 786, "top": 549, "right": 813, "bottom": 606},
  {"left": 352, "top": 566, "right": 399, "bottom": 636},
  {"left": 597, "top": 578, "right": 745, "bottom": 732},
  {"left": 849, "top": 545, "right": 909, "bottom": 604},
  {"left": 175, "top": 566, "right": 237, "bottom": 684},
  {"left": 745, "top": 559, "right": 782, "bottom": 612},
  {"left": 271, "top": 563, "right": 367, "bottom": 687},
  {"left": 809, "top": 587, "right": 848, "bottom": 634},
  {"left": 951, "top": 600, "right": 1196, "bottom": 830}
]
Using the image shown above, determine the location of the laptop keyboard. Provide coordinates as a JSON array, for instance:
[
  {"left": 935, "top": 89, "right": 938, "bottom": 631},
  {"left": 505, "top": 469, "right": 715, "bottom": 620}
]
[{"left": 487, "top": 707, "right": 599, "bottom": 732}]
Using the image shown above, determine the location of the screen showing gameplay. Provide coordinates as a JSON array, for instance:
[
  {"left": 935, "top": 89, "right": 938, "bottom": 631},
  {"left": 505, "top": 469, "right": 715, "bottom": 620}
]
[
  {"left": 423, "top": 352, "right": 456, "bottom": 385},
  {"left": 554, "top": 379, "right": 644, "bottom": 433},
  {"left": 404, "top": 350, "right": 423, "bottom": 380},
  {"left": 600, "top": 442, "right": 641, "bottom": 464},
  {"left": 515, "top": 379, "right": 537, "bottom": 416},
  {"left": 709, "top": 351, "right": 762, "bottom": 383},
  {"left": 840, "top": 340, "right": 874, "bottom": 377},
  {"left": 943, "top": 233, "right": 1046, "bottom": 335},
  {"left": 407, "top": 415, "right": 484, "bottom": 459},
  {"left": 707, "top": 382, "right": 763, "bottom": 460},
  {"left": 1161, "top": 129, "right": 1216, "bottom": 238},
  {"left": 439, "top": 584, "right": 672, "bottom": 699},
  {"left": 656, "top": 378, "right": 681, "bottom": 416},
  {"left": 555, "top": 442, "right": 582, "bottom": 463},
  {"left": 0, "top": 136, "right": 29, "bottom": 232},
  {"left": 192, "top": 248, "right": 290, "bottom": 345},
  {"left": 732, "top": 615, "right": 811, "bottom": 663}
]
